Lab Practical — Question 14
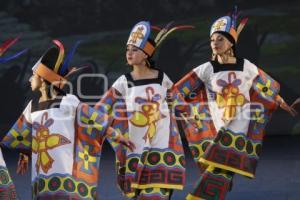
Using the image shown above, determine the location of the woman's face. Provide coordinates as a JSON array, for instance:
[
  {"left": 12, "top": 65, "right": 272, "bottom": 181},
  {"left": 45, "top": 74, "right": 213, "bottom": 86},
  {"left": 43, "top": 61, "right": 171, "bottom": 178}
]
[
  {"left": 126, "top": 44, "right": 147, "bottom": 66},
  {"left": 210, "top": 33, "right": 233, "bottom": 55},
  {"left": 29, "top": 72, "right": 42, "bottom": 91}
]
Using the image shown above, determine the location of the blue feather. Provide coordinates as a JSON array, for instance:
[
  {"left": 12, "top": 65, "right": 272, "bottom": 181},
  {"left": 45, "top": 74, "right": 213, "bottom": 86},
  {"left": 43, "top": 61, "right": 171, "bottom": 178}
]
[
  {"left": 0, "top": 48, "right": 28, "bottom": 64},
  {"left": 60, "top": 40, "right": 82, "bottom": 76},
  {"left": 231, "top": 5, "right": 238, "bottom": 29}
]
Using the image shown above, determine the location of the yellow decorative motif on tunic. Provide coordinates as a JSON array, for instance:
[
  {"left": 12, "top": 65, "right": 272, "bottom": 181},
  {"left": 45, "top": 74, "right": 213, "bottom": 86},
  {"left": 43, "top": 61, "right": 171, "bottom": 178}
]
[
  {"left": 32, "top": 112, "right": 71, "bottom": 174},
  {"left": 130, "top": 87, "right": 165, "bottom": 143},
  {"left": 216, "top": 72, "right": 246, "bottom": 121}
]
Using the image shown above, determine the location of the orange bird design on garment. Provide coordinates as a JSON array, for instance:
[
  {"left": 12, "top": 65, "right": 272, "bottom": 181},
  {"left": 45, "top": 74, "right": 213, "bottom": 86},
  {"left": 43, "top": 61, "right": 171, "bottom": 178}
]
[
  {"left": 130, "top": 87, "right": 166, "bottom": 143},
  {"left": 32, "top": 112, "right": 71, "bottom": 174},
  {"left": 216, "top": 72, "right": 246, "bottom": 121}
]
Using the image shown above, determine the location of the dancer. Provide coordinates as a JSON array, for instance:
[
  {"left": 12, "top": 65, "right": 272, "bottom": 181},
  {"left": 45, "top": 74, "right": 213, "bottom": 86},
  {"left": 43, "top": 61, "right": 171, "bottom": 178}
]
[
  {"left": 95, "top": 21, "right": 192, "bottom": 199},
  {"left": 172, "top": 9, "right": 297, "bottom": 200},
  {"left": 1, "top": 40, "right": 134, "bottom": 199},
  {"left": 0, "top": 35, "right": 27, "bottom": 200}
]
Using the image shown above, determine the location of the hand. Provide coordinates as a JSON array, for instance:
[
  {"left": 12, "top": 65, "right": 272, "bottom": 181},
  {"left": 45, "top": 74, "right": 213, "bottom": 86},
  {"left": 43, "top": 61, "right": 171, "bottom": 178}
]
[
  {"left": 17, "top": 153, "right": 29, "bottom": 175},
  {"left": 280, "top": 101, "right": 298, "bottom": 117},
  {"left": 291, "top": 98, "right": 300, "bottom": 108},
  {"left": 120, "top": 136, "right": 136, "bottom": 152}
]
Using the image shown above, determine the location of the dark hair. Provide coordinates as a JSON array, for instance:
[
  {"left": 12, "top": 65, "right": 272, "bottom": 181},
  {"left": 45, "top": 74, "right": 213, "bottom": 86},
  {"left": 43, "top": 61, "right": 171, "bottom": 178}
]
[
  {"left": 127, "top": 38, "right": 157, "bottom": 69},
  {"left": 214, "top": 31, "right": 235, "bottom": 45},
  {"left": 145, "top": 38, "right": 157, "bottom": 69},
  {"left": 146, "top": 57, "right": 156, "bottom": 69},
  {"left": 44, "top": 81, "right": 66, "bottom": 99},
  {"left": 40, "top": 47, "right": 66, "bottom": 98}
]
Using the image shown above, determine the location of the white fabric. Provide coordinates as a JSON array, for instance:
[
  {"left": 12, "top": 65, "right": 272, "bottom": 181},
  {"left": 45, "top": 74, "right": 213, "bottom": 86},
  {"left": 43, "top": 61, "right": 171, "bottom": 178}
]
[
  {"left": 30, "top": 94, "right": 80, "bottom": 181},
  {"left": 193, "top": 59, "right": 259, "bottom": 134},
  {"left": 22, "top": 100, "right": 33, "bottom": 123},
  {"left": 0, "top": 148, "right": 6, "bottom": 167},
  {"left": 112, "top": 73, "right": 173, "bottom": 154}
]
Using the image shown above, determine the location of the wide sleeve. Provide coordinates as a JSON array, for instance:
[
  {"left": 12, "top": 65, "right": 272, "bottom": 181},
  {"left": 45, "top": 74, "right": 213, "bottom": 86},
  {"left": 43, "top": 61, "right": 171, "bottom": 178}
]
[
  {"left": 0, "top": 147, "right": 18, "bottom": 198},
  {"left": 250, "top": 68, "right": 280, "bottom": 110},
  {"left": 94, "top": 75, "right": 129, "bottom": 148},
  {"left": 77, "top": 102, "right": 121, "bottom": 142},
  {"left": 169, "top": 65, "right": 207, "bottom": 123},
  {"left": 1, "top": 101, "right": 32, "bottom": 153},
  {"left": 172, "top": 69, "right": 204, "bottom": 102},
  {"left": 94, "top": 77, "right": 129, "bottom": 195},
  {"left": 170, "top": 65, "right": 218, "bottom": 167},
  {"left": 73, "top": 101, "right": 123, "bottom": 186},
  {"left": 248, "top": 67, "right": 280, "bottom": 141}
]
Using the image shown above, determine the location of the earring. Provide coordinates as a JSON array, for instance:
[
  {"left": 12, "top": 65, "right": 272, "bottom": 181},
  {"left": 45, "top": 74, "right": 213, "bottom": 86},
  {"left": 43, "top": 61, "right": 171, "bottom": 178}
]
[
  {"left": 230, "top": 49, "right": 234, "bottom": 57},
  {"left": 222, "top": 53, "right": 229, "bottom": 62},
  {"left": 219, "top": 50, "right": 227, "bottom": 62},
  {"left": 40, "top": 82, "right": 47, "bottom": 91},
  {"left": 145, "top": 59, "right": 151, "bottom": 67},
  {"left": 211, "top": 53, "right": 216, "bottom": 60},
  {"left": 228, "top": 48, "right": 234, "bottom": 57}
]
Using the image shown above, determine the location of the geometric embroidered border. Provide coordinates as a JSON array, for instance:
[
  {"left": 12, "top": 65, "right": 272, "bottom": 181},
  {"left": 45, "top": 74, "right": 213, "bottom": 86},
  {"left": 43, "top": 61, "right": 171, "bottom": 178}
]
[
  {"left": 127, "top": 150, "right": 185, "bottom": 174},
  {"left": 0, "top": 166, "right": 18, "bottom": 200},
  {"left": 137, "top": 188, "right": 171, "bottom": 200},
  {"left": 32, "top": 174, "right": 97, "bottom": 200},
  {"left": 215, "top": 129, "right": 262, "bottom": 158},
  {"left": 187, "top": 167, "right": 233, "bottom": 200}
]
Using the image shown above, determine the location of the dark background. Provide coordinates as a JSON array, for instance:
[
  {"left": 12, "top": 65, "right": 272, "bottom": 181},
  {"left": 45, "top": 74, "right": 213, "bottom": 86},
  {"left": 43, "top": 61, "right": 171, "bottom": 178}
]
[{"left": 1, "top": 0, "right": 300, "bottom": 199}]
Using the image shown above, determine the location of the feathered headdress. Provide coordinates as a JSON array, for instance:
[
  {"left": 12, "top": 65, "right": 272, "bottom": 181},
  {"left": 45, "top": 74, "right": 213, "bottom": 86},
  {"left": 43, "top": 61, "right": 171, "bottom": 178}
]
[
  {"left": 32, "top": 39, "right": 82, "bottom": 89},
  {"left": 127, "top": 21, "right": 194, "bottom": 57},
  {"left": 210, "top": 6, "right": 248, "bottom": 43}
]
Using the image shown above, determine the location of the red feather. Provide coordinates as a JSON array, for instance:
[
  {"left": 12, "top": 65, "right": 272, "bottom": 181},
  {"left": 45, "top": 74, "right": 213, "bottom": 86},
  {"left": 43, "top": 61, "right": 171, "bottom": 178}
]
[
  {"left": 0, "top": 34, "right": 21, "bottom": 56},
  {"left": 151, "top": 26, "right": 162, "bottom": 31},
  {"left": 173, "top": 25, "right": 195, "bottom": 30},
  {"left": 240, "top": 17, "right": 249, "bottom": 26}
]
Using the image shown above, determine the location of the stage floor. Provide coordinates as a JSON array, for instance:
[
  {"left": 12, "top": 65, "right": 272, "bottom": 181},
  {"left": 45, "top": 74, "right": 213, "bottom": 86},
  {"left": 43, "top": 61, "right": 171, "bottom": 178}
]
[{"left": 4, "top": 136, "right": 300, "bottom": 200}]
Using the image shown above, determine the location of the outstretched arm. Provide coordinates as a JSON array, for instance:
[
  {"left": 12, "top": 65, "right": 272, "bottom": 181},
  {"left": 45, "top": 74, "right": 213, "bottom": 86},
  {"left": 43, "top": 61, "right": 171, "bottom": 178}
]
[
  {"left": 106, "top": 127, "right": 135, "bottom": 152},
  {"left": 291, "top": 98, "right": 300, "bottom": 108},
  {"left": 170, "top": 70, "right": 204, "bottom": 115},
  {"left": 276, "top": 95, "right": 298, "bottom": 116},
  {"left": 17, "top": 153, "right": 29, "bottom": 175}
]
